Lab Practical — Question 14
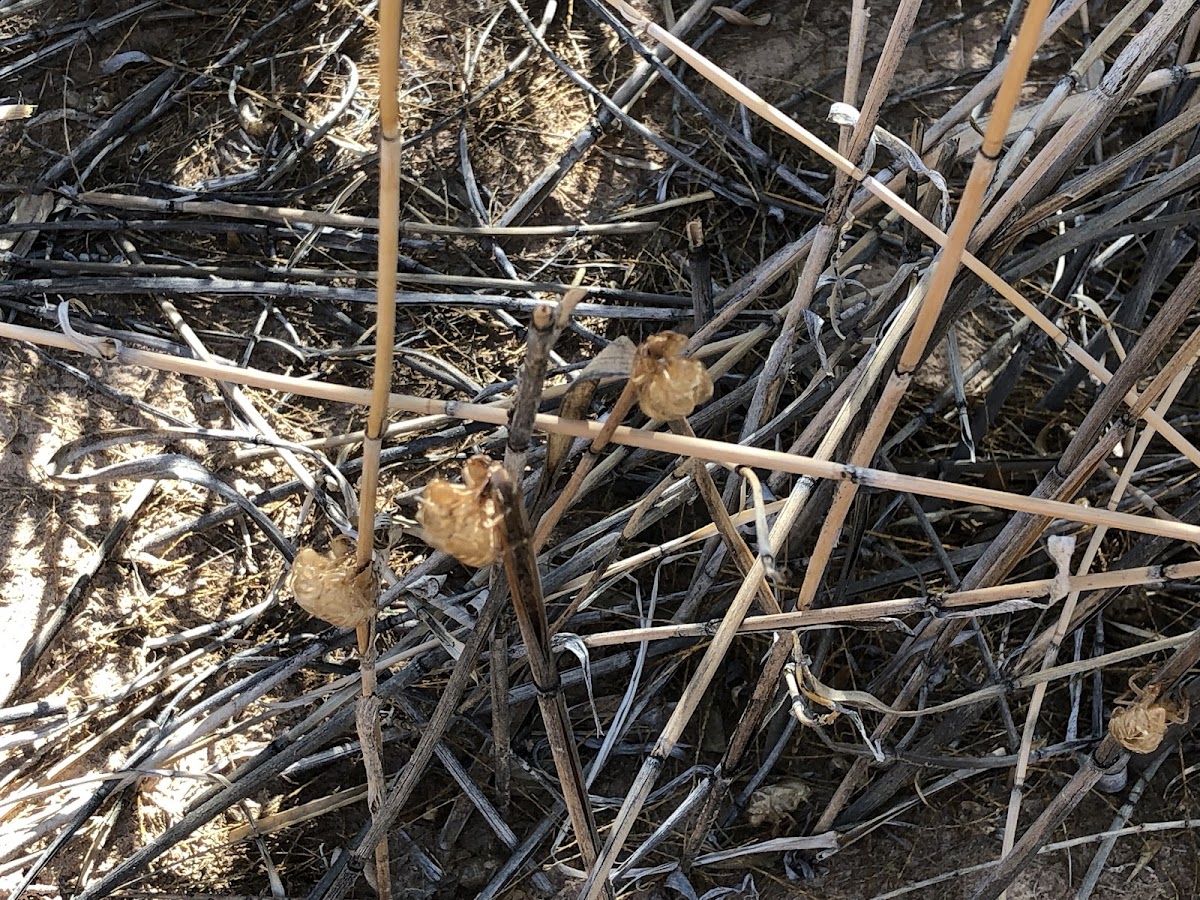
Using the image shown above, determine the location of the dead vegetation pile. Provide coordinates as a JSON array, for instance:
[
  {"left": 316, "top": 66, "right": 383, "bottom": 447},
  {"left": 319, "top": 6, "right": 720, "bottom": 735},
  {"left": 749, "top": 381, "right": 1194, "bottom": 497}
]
[{"left": 2, "top": 1, "right": 1200, "bottom": 899}]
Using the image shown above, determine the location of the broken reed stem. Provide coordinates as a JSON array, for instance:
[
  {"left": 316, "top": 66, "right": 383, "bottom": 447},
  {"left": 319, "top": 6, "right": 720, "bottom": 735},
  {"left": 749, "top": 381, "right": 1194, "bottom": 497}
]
[
  {"left": 795, "top": 0, "right": 1055, "bottom": 610},
  {"left": 9, "top": 317, "right": 1200, "bottom": 545},
  {"left": 578, "top": 553, "right": 1200, "bottom": 646},
  {"left": 351, "top": 1, "right": 404, "bottom": 895},
  {"left": 493, "top": 292, "right": 577, "bottom": 816}
]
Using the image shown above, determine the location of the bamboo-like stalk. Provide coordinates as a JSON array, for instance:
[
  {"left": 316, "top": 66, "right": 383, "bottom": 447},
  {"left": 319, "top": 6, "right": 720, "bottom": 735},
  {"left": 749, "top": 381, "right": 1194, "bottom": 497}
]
[
  {"left": 350, "top": 2, "right": 404, "bottom": 895},
  {"left": 10, "top": 316, "right": 1200, "bottom": 544},
  {"left": 577, "top": 550, "right": 1200, "bottom": 647}
]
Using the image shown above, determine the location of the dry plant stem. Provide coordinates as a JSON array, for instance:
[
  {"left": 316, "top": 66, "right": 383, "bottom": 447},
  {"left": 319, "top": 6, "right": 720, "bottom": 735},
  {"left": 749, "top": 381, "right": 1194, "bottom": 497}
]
[
  {"left": 796, "top": 0, "right": 1054, "bottom": 612},
  {"left": 489, "top": 625, "right": 512, "bottom": 809},
  {"left": 494, "top": 293, "right": 576, "bottom": 811},
  {"left": 308, "top": 592, "right": 506, "bottom": 900},
  {"left": 75, "top": 190, "right": 654, "bottom": 237},
  {"left": 349, "top": 2, "right": 404, "bottom": 895},
  {"left": 505, "top": 294, "right": 579, "bottom": 478},
  {"left": 547, "top": 468, "right": 686, "bottom": 640},
  {"left": 533, "top": 381, "right": 638, "bottom": 550},
  {"left": 672, "top": 420, "right": 779, "bottom": 616},
  {"left": 841, "top": 0, "right": 869, "bottom": 156},
  {"left": 19, "top": 317, "right": 1200, "bottom": 544},
  {"left": 490, "top": 471, "right": 604, "bottom": 876},
  {"left": 603, "top": 0, "right": 1200, "bottom": 470},
  {"left": 577, "top": 545, "right": 1200, "bottom": 643}
]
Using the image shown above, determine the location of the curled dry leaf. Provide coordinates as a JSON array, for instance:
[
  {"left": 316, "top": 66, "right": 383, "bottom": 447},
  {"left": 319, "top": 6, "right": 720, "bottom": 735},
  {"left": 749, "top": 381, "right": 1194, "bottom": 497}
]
[
  {"left": 712, "top": 6, "right": 772, "bottom": 27},
  {"left": 746, "top": 776, "right": 811, "bottom": 827},
  {"left": 1109, "top": 694, "right": 1188, "bottom": 754},
  {"left": 631, "top": 331, "right": 714, "bottom": 421},
  {"left": 417, "top": 455, "right": 502, "bottom": 567},
  {"left": 289, "top": 536, "right": 377, "bottom": 628}
]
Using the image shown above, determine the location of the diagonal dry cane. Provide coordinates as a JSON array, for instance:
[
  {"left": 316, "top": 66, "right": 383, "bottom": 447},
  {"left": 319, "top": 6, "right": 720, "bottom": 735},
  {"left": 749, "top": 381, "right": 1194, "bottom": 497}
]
[{"left": 347, "top": 1, "right": 405, "bottom": 896}]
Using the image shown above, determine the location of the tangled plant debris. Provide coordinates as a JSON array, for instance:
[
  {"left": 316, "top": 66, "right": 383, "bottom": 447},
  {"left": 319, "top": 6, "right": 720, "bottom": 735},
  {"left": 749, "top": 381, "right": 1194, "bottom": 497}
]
[{"left": 2, "top": 2, "right": 1200, "bottom": 900}]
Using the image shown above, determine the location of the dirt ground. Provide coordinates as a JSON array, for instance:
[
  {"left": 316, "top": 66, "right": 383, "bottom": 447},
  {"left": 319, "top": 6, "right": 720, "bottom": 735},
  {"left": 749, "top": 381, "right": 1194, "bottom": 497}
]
[{"left": 2, "top": 1, "right": 1199, "bottom": 899}]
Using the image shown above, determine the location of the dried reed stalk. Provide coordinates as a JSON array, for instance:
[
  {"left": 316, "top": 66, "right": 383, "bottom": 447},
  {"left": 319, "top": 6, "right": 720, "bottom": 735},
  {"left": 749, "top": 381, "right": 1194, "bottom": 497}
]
[
  {"left": 11, "top": 315, "right": 1200, "bottom": 545},
  {"left": 346, "top": 1, "right": 405, "bottom": 894}
]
